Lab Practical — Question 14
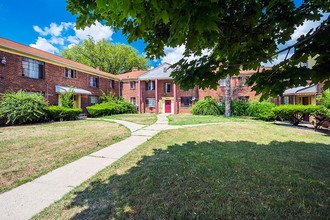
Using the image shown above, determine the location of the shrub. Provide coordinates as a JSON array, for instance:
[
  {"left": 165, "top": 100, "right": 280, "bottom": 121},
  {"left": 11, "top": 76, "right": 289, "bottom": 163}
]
[
  {"left": 318, "top": 91, "right": 330, "bottom": 109},
  {"left": 100, "top": 91, "right": 117, "bottom": 103},
  {"left": 87, "top": 100, "right": 137, "bottom": 117},
  {"left": 192, "top": 98, "right": 221, "bottom": 115},
  {"left": 59, "top": 88, "right": 74, "bottom": 108},
  {"left": 273, "top": 105, "right": 327, "bottom": 126},
  {"left": 231, "top": 100, "right": 250, "bottom": 116},
  {"left": 45, "top": 106, "right": 82, "bottom": 121},
  {"left": 247, "top": 101, "right": 276, "bottom": 121},
  {"left": 0, "top": 90, "right": 47, "bottom": 125}
]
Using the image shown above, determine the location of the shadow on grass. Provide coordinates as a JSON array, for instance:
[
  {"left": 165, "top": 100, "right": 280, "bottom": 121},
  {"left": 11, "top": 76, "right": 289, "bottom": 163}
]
[{"left": 67, "top": 140, "right": 330, "bottom": 219}]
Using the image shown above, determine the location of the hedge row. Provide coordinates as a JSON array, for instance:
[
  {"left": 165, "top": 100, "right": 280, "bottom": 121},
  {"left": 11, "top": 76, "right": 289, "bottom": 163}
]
[
  {"left": 273, "top": 105, "right": 330, "bottom": 126},
  {"left": 45, "top": 106, "right": 82, "bottom": 121},
  {"left": 87, "top": 100, "right": 137, "bottom": 117}
]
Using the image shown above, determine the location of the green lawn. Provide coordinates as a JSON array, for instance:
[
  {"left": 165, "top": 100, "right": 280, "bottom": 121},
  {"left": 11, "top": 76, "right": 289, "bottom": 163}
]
[
  {"left": 0, "top": 120, "right": 129, "bottom": 193},
  {"left": 168, "top": 114, "right": 255, "bottom": 125},
  {"left": 102, "top": 114, "right": 157, "bottom": 125},
  {"left": 34, "top": 122, "right": 330, "bottom": 219}
]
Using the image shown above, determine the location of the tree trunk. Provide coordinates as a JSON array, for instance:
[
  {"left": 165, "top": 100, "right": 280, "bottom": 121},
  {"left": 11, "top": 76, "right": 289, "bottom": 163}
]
[{"left": 225, "top": 74, "right": 231, "bottom": 117}]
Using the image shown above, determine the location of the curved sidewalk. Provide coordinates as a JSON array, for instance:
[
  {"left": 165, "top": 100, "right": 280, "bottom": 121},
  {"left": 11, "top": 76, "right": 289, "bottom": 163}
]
[{"left": 0, "top": 114, "right": 169, "bottom": 220}]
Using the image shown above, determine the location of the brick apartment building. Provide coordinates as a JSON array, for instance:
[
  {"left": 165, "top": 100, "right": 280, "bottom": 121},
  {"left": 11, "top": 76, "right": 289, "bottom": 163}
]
[
  {"left": 0, "top": 37, "right": 263, "bottom": 114},
  {"left": 118, "top": 63, "right": 264, "bottom": 114},
  {"left": 0, "top": 37, "right": 118, "bottom": 112}
]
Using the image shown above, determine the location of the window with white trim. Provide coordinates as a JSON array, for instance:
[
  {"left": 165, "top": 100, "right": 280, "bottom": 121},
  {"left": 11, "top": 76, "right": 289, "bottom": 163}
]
[
  {"left": 219, "top": 79, "right": 226, "bottom": 86},
  {"left": 64, "top": 68, "right": 76, "bottom": 78},
  {"left": 284, "top": 96, "right": 290, "bottom": 105},
  {"left": 130, "top": 81, "right": 136, "bottom": 89},
  {"left": 146, "top": 81, "right": 155, "bottom": 91},
  {"left": 89, "top": 76, "right": 99, "bottom": 88},
  {"left": 165, "top": 82, "right": 171, "bottom": 93},
  {"left": 130, "top": 97, "right": 136, "bottom": 105},
  {"left": 181, "top": 97, "right": 192, "bottom": 107},
  {"left": 109, "top": 80, "right": 114, "bottom": 88},
  {"left": 89, "top": 96, "right": 99, "bottom": 105},
  {"left": 146, "top": 98, "right": 156, "bottom": 107},
  {"left": 22, "top": 57, "right": 45, "bottom": 79}
]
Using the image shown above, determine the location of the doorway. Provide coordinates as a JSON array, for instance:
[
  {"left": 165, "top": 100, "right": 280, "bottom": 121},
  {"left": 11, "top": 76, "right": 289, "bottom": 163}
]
[{"left": 165, "top": 100, "right": 171, "bottom": 113}]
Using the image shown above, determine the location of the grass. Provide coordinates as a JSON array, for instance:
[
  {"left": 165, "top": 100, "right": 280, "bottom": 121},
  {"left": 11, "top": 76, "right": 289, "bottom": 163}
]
[
  {"left": 168, "top": 114, "right": 255, "bottom": 125},
  {"left": 0, "top": 120, "right": 129, "bottom": 193},
  {"left": 34, "top": 122, "right": 330, "bottom": 219},
  {"left": 102, "top": 114, "right": 157, "bottom": 125}
]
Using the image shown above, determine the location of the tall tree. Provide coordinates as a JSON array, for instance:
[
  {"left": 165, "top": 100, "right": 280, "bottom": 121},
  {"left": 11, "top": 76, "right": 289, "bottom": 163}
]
[
  {"left": 66, "top": 0, "right": 330, "bottom": 100},
  {"left": 62, "top": 37, "right": 149, "bottom": 74}
]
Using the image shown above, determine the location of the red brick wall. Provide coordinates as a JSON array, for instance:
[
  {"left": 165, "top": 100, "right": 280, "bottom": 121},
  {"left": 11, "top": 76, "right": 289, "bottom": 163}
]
[
  {"left": 121, "top": 81, "right": 138, "bottom": 104},
  {"left": 0, "top": 51, "right": 117, "bottom": 112}
]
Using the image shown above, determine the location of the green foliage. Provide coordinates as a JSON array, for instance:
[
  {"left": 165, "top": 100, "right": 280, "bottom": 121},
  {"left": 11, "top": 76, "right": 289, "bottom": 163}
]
[
  {"left": 62, "top": 37, "right": 149, "bottom": 74},
  {"left": 67, "top": 0, "right": 329, "bottom": 93},
  {"left": 318, "top": 90, "right": 330, "bottom": 109},
  {"left": 247, "top": 101, "right": 276, "bottom": 121},
  {"left": 45, "top": 106, "right": 82, "bottom": 121},
  {"left": 59, "top": 89, "right": 74, "bottom": 108},
  {"left": 100, "top": 91, "right": 117, "bottom": 103},
  {"left": 87, "top": 100, "right": 137, "bottom": 117},
  {"left": 273, "top": 105, "right": 329, "bottom": 126},
  {"left": 0, "top": 90, "right": 47, "bottom": 125},
  {"left": 192, "top": 98, "right": 221, "bottom": 116},
  {"left": 231, "top": 101, "right": 250, "bottom": 116}
]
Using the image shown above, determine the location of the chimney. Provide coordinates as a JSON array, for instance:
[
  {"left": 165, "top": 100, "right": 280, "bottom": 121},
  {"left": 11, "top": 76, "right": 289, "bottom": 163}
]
[{"left": 132, "top": 67, "right": 139, "bottom": 71}]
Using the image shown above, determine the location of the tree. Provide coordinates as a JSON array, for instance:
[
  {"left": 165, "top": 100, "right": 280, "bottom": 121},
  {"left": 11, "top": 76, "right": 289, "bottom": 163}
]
[
  {"left": 67, "top": 0, "right": 330, "bottom": 102},
  {"left": 62, "top": 37, "right": 149, "bottom": 74}
]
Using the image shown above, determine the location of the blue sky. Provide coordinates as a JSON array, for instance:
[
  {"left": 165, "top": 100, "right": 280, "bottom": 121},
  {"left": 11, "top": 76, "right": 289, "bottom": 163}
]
[{"left": 0, "top": 0, "right": 326, "bottom": 68}]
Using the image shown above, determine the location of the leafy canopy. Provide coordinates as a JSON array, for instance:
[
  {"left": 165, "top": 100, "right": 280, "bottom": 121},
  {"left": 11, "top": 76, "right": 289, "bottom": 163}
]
[
  {"left": 67, "top": 0, "right": 330, "bottom": 95},
  {"left": 62, "top": 37, "right": 149, "bottom": 74}
]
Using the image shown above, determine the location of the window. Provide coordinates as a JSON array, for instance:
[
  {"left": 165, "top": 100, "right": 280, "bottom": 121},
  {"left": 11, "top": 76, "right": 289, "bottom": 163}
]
[
  {"left": 146, "top": 81, "right": 155, "bottom": 90},
  {"left": 146, "top": 98, "right": 156, "bottom": 107},
  {"left": 109, "top": 80, "right": 114, "bottom": 89},
  {"left": 130, "top": 97, "right": 136, "bottom": 105},
  {"left": 238, "top": 96, "right": 249, "bottom": 101},
  {"left": 181, "top": 96, "right": 193, "bottom": 107},
  {"left": 64, "top": 68, "right": 76, "bottom": 78},
  {"left": 130, "top": 81, "right": 136, "bottom": 90},
  {"left": 219, "top": 79, "right": 226, "bottom": 86},
  {"left": 22, "top": 57, "right": 45, "bottom": 79},
  {"left": 165, "top": 82, "right": 171, "bottom": 93},
  {"left": 238, "top": 76, "right": 249, "bottom": 86},
  {"left": 89, "top": 76, "right": 99, "bottom": 88},
  {"left": 89, "top": 96, "right": 99, "bottom": 105},
  {"left": 284, "top": 96, "right": 290, "bottom": 105}
]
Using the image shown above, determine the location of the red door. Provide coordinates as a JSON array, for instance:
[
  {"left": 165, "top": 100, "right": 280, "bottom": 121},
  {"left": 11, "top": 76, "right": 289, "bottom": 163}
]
[{"left": 165, "top": 100, "right": 171, "bottom": 113}]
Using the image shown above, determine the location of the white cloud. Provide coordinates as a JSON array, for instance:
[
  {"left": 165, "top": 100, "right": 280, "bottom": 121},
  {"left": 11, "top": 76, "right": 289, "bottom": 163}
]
[
  {"left": 162, "top": 45, "right": 211, "bottom": 65},
  {"left": 30, "top": 37, "right": 59, "bottom": 54},
  {"left": 74, "top": 21, "right": 114, "bottom": 42},
  {"left": 67, "top": 35, "right": 80, "bottom": 44},
  {"left": 33, "top": 22, "right": 73, "bottom": 37},
  {"left": 49, "top": 37, "right": 64, "bottom": 45}
]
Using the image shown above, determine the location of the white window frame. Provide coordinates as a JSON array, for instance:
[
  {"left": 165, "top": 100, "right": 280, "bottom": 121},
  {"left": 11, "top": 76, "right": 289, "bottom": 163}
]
[
  {"left": 130, "top": 81, "right": 136, "bottom": 90},
  {"left": 146, "top": 81, "right": 155, "bottom": 91},
  {"left": 284, "top": 96, "right": 290, "bottom": 105},
  {"left": 89, "top": 76, "right": 99, "bottom": 88},
  {"left": 89, "top": 96, "right": 99, "bottom": 105},
  {"left": 64, "top": 68, "right": 77, "bottom": 78},
  {"left": 219, "top": 79, "right": 226, "bottom": 87},
  {"left": 109, "top": 80, "right": 114, "bottom": 89},
  {"left": 146, "top": 98, "right": 156, "bottom": 107},
  {"left": 130, "top": 97, "right": 136, "bottom": 105},
  {"left": 22, "top": 57, "right": 45, "bottom": 79},
  {"left": 165, "top": 82, "right": 171, "bottom": 93}
]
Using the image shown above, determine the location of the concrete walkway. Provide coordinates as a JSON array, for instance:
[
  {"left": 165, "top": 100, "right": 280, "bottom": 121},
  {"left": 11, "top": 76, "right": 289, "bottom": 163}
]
[{"left": 0, "top": 114, "right": 170, "bottom": 220}]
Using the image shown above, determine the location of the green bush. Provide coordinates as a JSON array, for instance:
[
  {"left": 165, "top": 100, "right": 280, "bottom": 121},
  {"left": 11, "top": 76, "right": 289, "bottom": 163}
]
[
  {"left": 318, "top": 91, "right": 330, "bottom": 109},
  {"left": 247, "top": 101, "right": 276, "bottom": 121},
  {"left": 45, "top": 106, "right": 82, "bottom": 121},
  {"left": 87, "top": 100, "right": 137, "bottom": 117},
  {"left": 231, "top": 100, "right": 250, "bottom": 116},
  {"left": 192, "top": 98, "right": 221, "bottom": 115},
  {"left": 0, "top": 90, "right": 47, "bottom": 125},
  {"left": 59, "top": 88, "right": 74, "bottom": 108},
  {"left": 273, "top": 105, "right": 327, "bottom": 126}
]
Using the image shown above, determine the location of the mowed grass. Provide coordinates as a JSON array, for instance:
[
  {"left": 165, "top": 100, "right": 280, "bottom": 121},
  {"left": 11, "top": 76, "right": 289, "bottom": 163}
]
[
  {"left": 34, "top": 122, "right": 330, "bottom": 219},
  {"left": 0, "top": 120, "right": 129, "bottom": 193},
  {"left": 168, "top": 114, "right": 255, "bottom": 125},
  {"left": 102, "top": 113, "right": 157, "bottom": 125}
]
